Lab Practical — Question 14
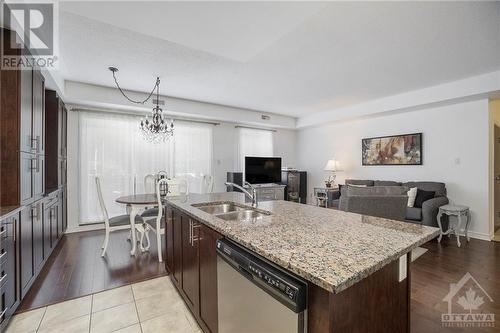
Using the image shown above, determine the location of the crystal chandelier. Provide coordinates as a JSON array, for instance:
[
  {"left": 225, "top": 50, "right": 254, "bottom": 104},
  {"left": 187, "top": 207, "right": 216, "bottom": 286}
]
[{"left": 109, "top": 67, "right": 174, "bottom": 143}]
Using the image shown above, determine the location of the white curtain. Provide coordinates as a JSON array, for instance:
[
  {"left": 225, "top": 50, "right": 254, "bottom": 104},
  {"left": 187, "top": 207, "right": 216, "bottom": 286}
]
[
  {"left": 237, "top": 127, "right": 274, "bottom": 173},
  {"left": 79, "top": 111, "right": 212, "bottom": 224}
]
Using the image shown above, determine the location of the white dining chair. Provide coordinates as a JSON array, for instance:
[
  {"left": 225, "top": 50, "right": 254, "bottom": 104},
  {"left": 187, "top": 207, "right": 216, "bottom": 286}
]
[
  {"left": 95, "top": 177, "right": 142, "bottom": 257},
  {"left": 141, "top": 178, "right": 167, "bottom": 262},
  {"left": 144, "top": 173, "right": 156, "bottom": 193},
  {"left": 167, "top": 177, "right": 189, "bottom": 195}
]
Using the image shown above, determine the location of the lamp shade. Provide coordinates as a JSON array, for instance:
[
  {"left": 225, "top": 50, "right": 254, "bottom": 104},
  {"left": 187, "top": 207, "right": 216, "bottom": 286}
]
[{"left": 324, "top": 159, "right": 342, "bottom": 171}]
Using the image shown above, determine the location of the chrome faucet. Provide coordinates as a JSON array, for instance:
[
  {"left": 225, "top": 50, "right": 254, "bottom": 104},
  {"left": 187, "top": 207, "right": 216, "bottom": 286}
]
[{"left": 225, "top": 181, "right": 258, "bottom": 207}]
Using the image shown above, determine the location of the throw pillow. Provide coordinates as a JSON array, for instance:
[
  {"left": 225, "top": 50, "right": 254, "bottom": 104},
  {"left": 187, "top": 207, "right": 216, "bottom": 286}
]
[
  {"left": 348, "top": 184, "right": 367, "bottom": 188},
  {"left": 414, "top": 189, "right": 435, "bottom": 208},
  {"left": 407, "top": 187, "right": 418, "bottom": 207}
]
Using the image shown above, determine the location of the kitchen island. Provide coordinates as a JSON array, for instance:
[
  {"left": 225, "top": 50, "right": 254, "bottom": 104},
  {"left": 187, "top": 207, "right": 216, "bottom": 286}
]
[{"left": 164, "top": 192, "right": 439, "bottom": 333}]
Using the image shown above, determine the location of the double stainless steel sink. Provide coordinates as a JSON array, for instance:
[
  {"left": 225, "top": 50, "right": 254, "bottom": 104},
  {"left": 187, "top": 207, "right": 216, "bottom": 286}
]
[{"left": 192, "top": 202, "right": 271, "bottom": 221}]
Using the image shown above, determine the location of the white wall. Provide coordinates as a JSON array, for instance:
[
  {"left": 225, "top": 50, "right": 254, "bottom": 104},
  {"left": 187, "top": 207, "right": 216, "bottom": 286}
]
[
  {"left": 66, "top": 114, "right": 296, "bottom": 232},
  {"left": 297, "top": 99, "right": 491, "bottom": 240}
]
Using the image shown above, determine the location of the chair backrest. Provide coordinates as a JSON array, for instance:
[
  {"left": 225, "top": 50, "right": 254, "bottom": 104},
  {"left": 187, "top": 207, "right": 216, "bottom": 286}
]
[
  {"left": 167, "top": 178, "right": 189, "bottom": 196},
  {"left": 95, "top": 177, "right": 110, "bottom": 226},
  {"left": 202, "top": 175, "right": 214, "bottom": 193},
  {"left": 156, "top": 178, "right": 169, "bottom": 218},
  {"left": 144, "top": 174, "right": 156, "bottom": 193}
]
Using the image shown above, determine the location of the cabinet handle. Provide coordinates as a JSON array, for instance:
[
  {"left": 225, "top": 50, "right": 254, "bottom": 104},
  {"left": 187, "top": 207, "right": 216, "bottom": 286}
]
[
  {"left": 31, "top": 136, "right": 40, "bottom": 153},
  {"left": 0, "top": 251, "right": 6, "bottom": 262},
  {"left": 13, "top": 218, "right": 16, "bottom": 242},
  {"left": 189, "top": 219, "right": 192, "bottom": 246},
  {"left": 0, "top": 227, "right": 6, "bottom": 238},
  {"left": 192, "top": 223, "right": 200, "bottom": 244}
]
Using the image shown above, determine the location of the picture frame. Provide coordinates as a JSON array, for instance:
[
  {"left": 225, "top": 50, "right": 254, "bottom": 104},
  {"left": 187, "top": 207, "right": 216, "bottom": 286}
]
[{"left": 362, "top": 133, "right": 422, "bottom": 166}]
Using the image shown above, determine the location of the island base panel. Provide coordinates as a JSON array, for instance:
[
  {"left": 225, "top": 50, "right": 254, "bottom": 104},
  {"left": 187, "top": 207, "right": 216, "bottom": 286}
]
[{"left": 308, "top": 254, "right": 410, "bottom": 333}]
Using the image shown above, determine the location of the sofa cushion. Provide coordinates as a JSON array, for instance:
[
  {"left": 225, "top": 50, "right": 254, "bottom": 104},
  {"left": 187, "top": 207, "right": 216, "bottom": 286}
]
[
  {"left": 347, "top": 185, "right": 408, "bottom": 196},
  {"left": 414, "top": 189, "right": 435, "bottom": 208},
  {"left": 374, "top": 180, "right": 402, "bottom": 186},
  {"left": 403, "top": 181, "right": 446, "bottom": 197},
  {"left": 406, "top": 207, "right": 422, "bottom": 221},
  {"left": 345, "top": 179, "right": 374, "bottom": 186}
]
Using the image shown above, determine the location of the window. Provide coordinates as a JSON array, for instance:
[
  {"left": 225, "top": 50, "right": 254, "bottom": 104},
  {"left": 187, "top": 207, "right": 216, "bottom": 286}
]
[
  {"left": 79, "top": 111, "right": 212, "bottom": 224},
  {"left": 237, "top": 127, "right": 274, "bottom": 173}
]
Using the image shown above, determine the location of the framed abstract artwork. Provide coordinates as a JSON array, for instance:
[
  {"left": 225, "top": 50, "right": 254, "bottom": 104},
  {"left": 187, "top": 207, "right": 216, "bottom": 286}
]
[{"left": 362, "top": 133, "right": 422, "bottom": 166}]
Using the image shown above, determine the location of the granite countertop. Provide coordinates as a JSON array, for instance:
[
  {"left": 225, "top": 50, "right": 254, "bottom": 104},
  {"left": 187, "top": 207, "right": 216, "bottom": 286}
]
[{"left": 166, "top": 192, "right": 440, "bottom": 294}]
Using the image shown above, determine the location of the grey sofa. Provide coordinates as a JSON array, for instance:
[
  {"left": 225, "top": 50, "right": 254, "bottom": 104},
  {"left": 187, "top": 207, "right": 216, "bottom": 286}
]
[{"left": 338, "top": 179, "right": 449, "bottom": 227}]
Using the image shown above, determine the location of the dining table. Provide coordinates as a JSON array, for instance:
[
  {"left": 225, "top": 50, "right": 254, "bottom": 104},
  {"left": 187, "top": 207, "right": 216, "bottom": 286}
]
[{"left": 115, "top": 193, "right": 158, "bottom": 255}]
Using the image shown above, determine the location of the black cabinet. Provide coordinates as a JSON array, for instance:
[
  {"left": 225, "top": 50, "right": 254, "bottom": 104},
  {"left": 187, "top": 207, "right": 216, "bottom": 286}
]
[
  {"left": 281, "top": 171, "right": 307, "bottom": 204},
  {"left": 0, "top": 213, "right": 19, "bottom": 330},
  {"left": 19, "top": 206, "right": 34, "bottom": 297}
]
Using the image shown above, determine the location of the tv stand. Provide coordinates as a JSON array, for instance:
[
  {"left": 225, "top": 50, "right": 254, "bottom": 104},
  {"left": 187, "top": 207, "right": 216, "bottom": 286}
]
[{"left": 245, "top": 183, "right": 285, "bottom": 201}]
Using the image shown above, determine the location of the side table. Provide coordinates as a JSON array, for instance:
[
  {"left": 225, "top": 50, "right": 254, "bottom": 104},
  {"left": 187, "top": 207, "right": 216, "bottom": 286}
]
[
  {"left": 437, "top": 204, "right": 471, "bottom": 247},
  {"left": 314, "top": 187, "right": 340, "bottom": 208}
]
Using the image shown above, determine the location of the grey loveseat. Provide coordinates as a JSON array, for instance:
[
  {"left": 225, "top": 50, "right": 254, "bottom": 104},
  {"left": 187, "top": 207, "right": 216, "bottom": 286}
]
[{"left": 338, "top": 179, "right": 449, "bottom": 227}]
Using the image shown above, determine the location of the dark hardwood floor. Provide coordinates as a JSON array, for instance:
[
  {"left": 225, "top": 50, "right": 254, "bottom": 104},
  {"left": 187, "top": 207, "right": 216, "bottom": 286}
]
[
  {"left": 18, "top": 229, "right": 166, "bottom": 312},
  {"left": 412, "top": 237, "right": 500, "bottom": 332},
  {"left": 17, "top": 228, "right": 499, "bottom": 332}
]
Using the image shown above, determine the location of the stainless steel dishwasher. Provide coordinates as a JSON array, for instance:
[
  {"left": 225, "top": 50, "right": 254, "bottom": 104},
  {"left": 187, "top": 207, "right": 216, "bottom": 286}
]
[{"left": 216, "top": 239, "right": 307, "bottom": 333}]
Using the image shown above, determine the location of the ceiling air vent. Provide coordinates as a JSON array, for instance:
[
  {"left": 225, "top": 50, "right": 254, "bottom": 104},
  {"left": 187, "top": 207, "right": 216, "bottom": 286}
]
[{"left": 261, "top": 115, "right": 270, "bottom": 120}]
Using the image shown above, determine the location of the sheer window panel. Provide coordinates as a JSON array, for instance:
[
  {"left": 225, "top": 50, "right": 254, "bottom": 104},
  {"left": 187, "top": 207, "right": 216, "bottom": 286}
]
[
  {"left": 174, "top": 122, "right": 213, "bottom": 193},
  {"left": 237, "top": 127, "right": 274, "bottom": 174},
  {"left": 79, "top": 111, "right": 212, "bottom": 225}
]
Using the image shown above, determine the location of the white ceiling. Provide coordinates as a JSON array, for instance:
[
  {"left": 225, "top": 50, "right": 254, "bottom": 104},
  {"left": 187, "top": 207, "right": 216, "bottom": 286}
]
[{"left": 59, "top": 1, "right": 500, "bottom": 117}]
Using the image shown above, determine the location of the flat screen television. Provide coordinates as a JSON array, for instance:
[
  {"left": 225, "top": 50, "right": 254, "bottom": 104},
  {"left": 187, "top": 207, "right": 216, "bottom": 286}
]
[{"left": 245, "top": 157, "right": 282, "bottom": 184}]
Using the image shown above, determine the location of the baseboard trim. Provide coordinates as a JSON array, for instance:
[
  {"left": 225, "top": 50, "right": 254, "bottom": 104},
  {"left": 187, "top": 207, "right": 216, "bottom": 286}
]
[
  {"left": 464, "top": 230, "right": 492, "bottom": 241},
  {"left": 66, "top": 223, "right": 105, "bottom": 234}
]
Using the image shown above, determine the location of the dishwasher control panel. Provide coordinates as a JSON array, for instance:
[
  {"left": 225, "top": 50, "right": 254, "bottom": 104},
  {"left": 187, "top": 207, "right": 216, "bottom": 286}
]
[{"left": 216, "top": 239, "right": 307, "bottom": 313}]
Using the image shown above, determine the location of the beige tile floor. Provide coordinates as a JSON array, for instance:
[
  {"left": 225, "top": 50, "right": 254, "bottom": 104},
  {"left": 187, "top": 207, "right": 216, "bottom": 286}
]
[{"left": 5, "top": 276, "right": 201, "bottom": 333}]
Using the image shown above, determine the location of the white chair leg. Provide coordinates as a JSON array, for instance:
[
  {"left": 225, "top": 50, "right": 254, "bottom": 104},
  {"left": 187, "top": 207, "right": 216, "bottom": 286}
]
[
  {"left": 127, "top": 229, "right": 132, "bottom": 241},
  {"left": 101, "top": 230, "right": 110, "bottom": 257},
  {"left": 156, "top": 230, "right": 163, "bottom": 263},
  {"left": 144, "top": 226, "right": 151, "bottom": 251}
]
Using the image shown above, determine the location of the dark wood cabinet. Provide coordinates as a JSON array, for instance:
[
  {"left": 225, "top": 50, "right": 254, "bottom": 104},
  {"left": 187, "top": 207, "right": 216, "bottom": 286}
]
[
  {"left": 0, "top": 213, "right": 20, "bottom": 330},
  {"left": 165, "top": 207, "right": 174, "bottom": 275},
  {"left": 172, "top": 209, "right": 182, "bottom": 286},
  {"left": 19, "top": 153, "right": 34, "bottom": 204},
  {"left": 19, "top": 206, "right": 34, "bottom": 296},
  {"left": 181, "top": 214, "right": 200, "bottom": 313},
  {"left": 166, "top": 206, "right": 222, "bottom": 333},
  {"left": 19, "top": 68, "right": 33, "bottom": 154},
  {"left": 0, "top": 28, "right": 67, "bottom": 329},
  {"left": 32, "top": 70, "right": 45, "bottom": 156},
  {"left": 198, "top": 223, "right": 222, "bottom": 333},
  {"left": 32, "top": 202, "right": 44, "bottom": 274}
]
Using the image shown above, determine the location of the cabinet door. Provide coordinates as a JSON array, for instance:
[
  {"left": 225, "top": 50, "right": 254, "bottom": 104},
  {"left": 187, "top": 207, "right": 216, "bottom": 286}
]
[
  {"left": 198, "top": 224, "right": 222, "bottom": 333},
  {"left": 57, "top": 101, "right": 63, "bottom": 158},
  {"left": 32, "top": 70, "right": 44, "bottom": 155},
  {"left": 172, "top": 210, "right": 182, "bottom": 287},
  {"left": 43, "top": 203, "right": 52, "bottom": 258},
  {"left": 165, "top": 207, "right": 174, "bottom": 274},
  {"left": 0, "top": 215, "right": 18, "bottom": 318},
  {"left": 57, "top": 195, "right": 63, "bottom": 239},
  {"left": 33, "top": 155, "right": 44, "bottom": 200},
  {"left": 32, "top": 202, "right": 44, "bottom": 274},
  {"left": 61, "top": 188, "right": 67, "bottom": 233},
  {"left": 19, "top": 68, "right": 33, "bottom": 153},
  {"left": 20, "top": 207, "right": 34, "bottom": 296},
  {"left": 181, "top": 214, "right": 199, "bottom": 314},
  {"left": 20, "top": 152, "right": 33, "bottom": 204},
  {"left": 51, "top": 203, "right": 58, "bottom": 248}
]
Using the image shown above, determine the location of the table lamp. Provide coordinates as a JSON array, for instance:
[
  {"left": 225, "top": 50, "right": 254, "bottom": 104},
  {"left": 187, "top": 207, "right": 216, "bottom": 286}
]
[{"left": 324, "top": 159, "right": 341, "bottom": 188}]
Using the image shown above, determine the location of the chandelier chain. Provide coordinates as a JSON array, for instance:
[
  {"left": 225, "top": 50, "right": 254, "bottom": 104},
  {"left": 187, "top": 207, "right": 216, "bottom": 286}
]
[{"left": 111, "top": 70, "right": 160, "bottom": 105}]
